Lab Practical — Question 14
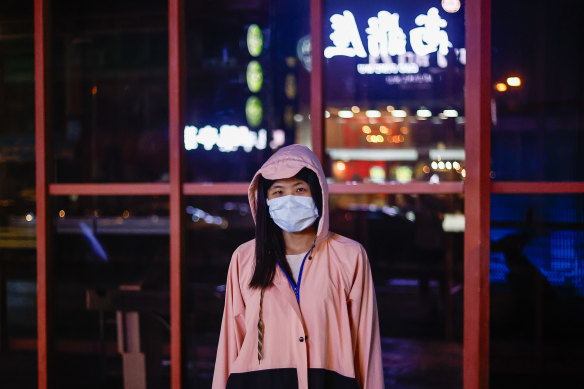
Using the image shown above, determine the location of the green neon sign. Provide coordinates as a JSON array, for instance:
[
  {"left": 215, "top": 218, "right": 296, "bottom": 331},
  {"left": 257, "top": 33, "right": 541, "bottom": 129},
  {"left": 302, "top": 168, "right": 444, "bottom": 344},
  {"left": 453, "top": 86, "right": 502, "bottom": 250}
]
[
  {"left": 245, "top": 96, "right": 263, "bottom": 127},
  {"left": 247, "top": 24, "right": 263, "bottom": 57},
  {"left": 246, "top": 60, "right": 263, "bottom": 93}
]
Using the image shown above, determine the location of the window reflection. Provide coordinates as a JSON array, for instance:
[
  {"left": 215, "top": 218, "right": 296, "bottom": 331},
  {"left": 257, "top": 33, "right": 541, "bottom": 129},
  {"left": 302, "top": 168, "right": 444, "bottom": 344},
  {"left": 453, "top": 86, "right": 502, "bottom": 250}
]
[
  {"left": 184, "top": 0, "right": 311, "bottom": 182},
  {"left": 51, "top": 0, "right": 169, "bottom": 183},
  {"left": 0, "top": 1, "right": 37, "bottom": 385},
  {"left": 324, "top": 0, "right": 465, "bottom": 183},
  {"left": 52, "top": 196, "right": 170, "bottom": 388},
  {"left": 490, "top": 194, "right": 584, "bottom": 387},
  {"left": 491, "top": 0, "right": 584, "bottom": 181}
]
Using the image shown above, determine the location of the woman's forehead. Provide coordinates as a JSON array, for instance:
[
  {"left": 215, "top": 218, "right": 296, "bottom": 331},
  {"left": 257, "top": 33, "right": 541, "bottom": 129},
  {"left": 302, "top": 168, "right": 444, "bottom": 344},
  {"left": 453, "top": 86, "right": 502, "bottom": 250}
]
[{"left": 269, "top": 177, "right": 308, "bottom": 188}]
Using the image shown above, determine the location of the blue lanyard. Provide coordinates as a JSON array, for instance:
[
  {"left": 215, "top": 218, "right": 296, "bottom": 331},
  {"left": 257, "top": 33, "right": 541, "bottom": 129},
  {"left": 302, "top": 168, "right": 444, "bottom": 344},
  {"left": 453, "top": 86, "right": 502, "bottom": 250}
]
[{"left": 278, "top": 248, "right": 313, "bottom": 304}]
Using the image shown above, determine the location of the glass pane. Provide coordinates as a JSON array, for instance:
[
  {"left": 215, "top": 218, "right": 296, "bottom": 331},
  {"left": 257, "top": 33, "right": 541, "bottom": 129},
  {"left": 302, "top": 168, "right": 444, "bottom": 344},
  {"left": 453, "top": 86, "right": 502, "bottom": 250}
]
[
  {"left": 185, "top": 193, "right": 464, "bottom": 388},
  {"left": 324, "top": 1, "right": 465, "bottom": 183},
  {"left": 491, "top": 0, "right": 584, "bottom": 181},
  {"left": 51, "top": 0, "right": 169, "bottom": 183},
  {"left": 330, "top": 193, "right": 463, "bottom": 387},
  {"left": 184, "top": 196, "right": 253, "bottom": 388},
  {"left": 490, "top": 194, "right": 584, "bottom": 388},
  {"left": 184, "top": 0, "right": 311, "bottom": 182},
  {"left": 0, "top": 0, "right": 37, "bottom": 386},
  {"left": 52, "top": 196, "right": 169, "bottom": 388}
]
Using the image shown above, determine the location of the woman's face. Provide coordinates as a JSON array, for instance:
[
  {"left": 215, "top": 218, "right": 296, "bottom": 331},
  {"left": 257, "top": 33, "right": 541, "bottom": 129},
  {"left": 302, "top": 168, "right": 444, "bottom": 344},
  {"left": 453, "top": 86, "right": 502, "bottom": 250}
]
[{"left": 267, "top": 177, "right": 312, "bottom": 200}]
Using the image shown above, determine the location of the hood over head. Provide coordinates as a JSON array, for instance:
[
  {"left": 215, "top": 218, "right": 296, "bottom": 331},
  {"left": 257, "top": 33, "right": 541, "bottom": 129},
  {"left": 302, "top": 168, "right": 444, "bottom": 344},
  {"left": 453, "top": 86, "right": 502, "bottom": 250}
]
[{"left": 248, "top": 144, "right": 330, "bottom": 247}]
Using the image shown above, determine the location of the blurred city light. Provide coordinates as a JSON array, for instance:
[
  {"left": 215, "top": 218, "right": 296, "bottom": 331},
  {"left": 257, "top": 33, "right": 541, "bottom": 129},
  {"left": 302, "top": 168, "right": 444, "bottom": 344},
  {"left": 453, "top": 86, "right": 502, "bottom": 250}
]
[
  {"left": 441, "top": 0, "right": 461, "bottom": 13},
  {"left": 365, "top": 110, "right": 381, "bottom": 118},
  {"left": 506, "top": 76, "right": 521, "bottom": 87},
  {"left": 416, "top": 108, "right": 432, "bottom": 118}
]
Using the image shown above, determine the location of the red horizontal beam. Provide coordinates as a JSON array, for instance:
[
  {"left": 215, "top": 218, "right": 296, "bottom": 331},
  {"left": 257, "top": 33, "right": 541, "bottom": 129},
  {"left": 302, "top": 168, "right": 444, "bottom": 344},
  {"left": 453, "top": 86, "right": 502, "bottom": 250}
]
[
  {"left": 49, "top": 183, "right": 170, "bottom": 196},
  {"left": 329, "top": 181, "right": 464, "bottom": 194},
  {"left": 183, "top": 182, "right": 250, "bottom": 195},
  {"left": 491, "top": 182, "right": 584, "bottom": 194},
  {"left": 48, "top": 182, "right": 466, "bottom": 196}
]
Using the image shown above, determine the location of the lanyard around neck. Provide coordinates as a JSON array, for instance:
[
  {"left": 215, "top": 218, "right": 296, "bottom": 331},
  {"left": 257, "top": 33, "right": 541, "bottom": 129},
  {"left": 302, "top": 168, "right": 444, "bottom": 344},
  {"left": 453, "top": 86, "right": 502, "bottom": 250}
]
[{"left": 278, "top": 247, "right": 313, "bottom": 304}]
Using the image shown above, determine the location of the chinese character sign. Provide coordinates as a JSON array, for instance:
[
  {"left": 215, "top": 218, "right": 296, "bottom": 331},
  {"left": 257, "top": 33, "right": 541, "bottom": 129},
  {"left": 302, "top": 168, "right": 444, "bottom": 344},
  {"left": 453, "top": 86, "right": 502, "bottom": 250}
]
[
  {"left": 325, "top": 7, "right": 456, "bottom": 61},
  {"left": 409, "top": 7, "right": 452, "bottom": 56},
  {"left": 324, "top": 11, "right": 367, "bottom": 58},
  {"left": 365, "top": 11, "right": 407, "bottom": 58}
]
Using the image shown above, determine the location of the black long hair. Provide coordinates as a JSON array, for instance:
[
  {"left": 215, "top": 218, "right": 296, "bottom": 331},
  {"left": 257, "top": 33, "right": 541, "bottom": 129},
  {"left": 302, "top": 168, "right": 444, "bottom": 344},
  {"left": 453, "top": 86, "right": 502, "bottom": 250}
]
[{"left": 249, "top": 167, "right": 323, "bottom": 289}]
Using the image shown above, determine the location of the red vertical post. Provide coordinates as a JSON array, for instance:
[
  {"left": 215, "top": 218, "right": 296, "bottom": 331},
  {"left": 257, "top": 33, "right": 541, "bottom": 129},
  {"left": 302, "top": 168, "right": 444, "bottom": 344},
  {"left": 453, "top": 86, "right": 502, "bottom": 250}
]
[
  {"left": 169, "top": 0, "right": 185, "bottom": 388},
  {"left": 310, "top": 0, "right": 325, "bottom": 164},
  {"left": 35, "top": 0, "right": 52, "bottom": 388},
  {"left": 464, "top": 0, "right": 491, "bottom": 389}
]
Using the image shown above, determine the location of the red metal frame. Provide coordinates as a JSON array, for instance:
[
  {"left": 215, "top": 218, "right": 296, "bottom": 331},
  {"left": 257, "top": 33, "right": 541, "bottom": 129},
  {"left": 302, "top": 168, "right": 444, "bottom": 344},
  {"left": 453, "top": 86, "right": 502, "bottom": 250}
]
[
  {"left": 35, "top": 0, "right": 51, "bottom": 388},
  {"left": 169, "top": 0, "right": 186, "bottom": 387},
  {"left": 50, "top": 183, "right": 170, "bottom": 196},
  {"left": 491, "top": 182, "right": 584, "bottom": 194},
  {"left": 463, "top": 0, "right": 491, "bottom": 388},
  {"left": 310, "top": 0, "right": 325, "bottom": 163}
]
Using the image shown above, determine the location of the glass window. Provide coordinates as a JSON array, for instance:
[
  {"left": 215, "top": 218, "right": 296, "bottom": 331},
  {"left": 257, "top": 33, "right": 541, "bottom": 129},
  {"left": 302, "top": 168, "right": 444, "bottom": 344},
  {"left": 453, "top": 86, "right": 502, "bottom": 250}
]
[
  {"left": 490, "top": 194, "right": 584, "bottom": 388},
  {"left": 52, "top": 196, "right": 169, "bottom": 388},
  {"left": 491, "top": 0, "right": 584, "bottom": 181},
  {"left": 51, "top": 0, "right": 169, "bottom": 183},
  {"left": 329, "top": 194, "right": 463, "bottom": 359},
  {"left": 324, "top": 0, "right": 465, "bottom": 183},
  {"left": 184, "top": 195, "right": 253, "bottom": 388},
  {"left": 184, "top": 0, "right": 311, "bottom": 182},
  {"left": 0, "top": 1, "right": 37, "bottom": 386}
]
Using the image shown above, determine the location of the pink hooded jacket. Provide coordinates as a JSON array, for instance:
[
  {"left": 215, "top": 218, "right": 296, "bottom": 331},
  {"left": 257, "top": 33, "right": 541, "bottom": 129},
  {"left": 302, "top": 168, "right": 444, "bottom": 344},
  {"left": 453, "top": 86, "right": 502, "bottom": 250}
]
[{"left": 212, "top": 144, "right": 384, "bottom": 389}]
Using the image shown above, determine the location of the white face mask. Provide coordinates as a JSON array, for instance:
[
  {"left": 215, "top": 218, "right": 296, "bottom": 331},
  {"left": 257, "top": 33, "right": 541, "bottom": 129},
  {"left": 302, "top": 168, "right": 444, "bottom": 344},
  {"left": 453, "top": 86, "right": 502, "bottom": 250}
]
[{"left": 266, "top": 195, "right": 319, "bottom": 232}]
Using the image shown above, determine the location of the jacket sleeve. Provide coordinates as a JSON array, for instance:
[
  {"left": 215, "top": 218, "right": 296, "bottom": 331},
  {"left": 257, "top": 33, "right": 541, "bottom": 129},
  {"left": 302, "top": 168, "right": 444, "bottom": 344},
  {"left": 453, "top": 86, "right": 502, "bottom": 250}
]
[
  {"left": 212, "top": 249, "right": 247, "bottom": 389},
  {"left": 348, "top": 246, "right": 384, "bottom": 389}
]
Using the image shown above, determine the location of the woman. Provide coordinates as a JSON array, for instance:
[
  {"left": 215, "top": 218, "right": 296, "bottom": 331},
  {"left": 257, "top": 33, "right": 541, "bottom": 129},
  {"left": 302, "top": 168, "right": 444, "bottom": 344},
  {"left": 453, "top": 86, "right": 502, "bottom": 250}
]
[{"left": 212, "top": 144, "right": 383, "bottom": 389}]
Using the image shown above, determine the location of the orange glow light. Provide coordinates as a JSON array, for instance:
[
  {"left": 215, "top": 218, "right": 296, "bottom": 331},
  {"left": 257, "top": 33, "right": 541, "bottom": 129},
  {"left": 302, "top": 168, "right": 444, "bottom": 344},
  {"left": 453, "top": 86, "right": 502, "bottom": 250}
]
[
  {"left": 92, "top": 86, "right": 98, "bottom": 95},
  {"left": 400, "top": 127, "right": 409, "bottom": 134},
  {"left": 506, "top": 76, "right": 521, "bottom": 87},
  {"left": 362, "top": 125, "right": 371, "bottom": 134},
  {"left": 335, "top": 161, "right": 346, "bottom": 171},
  {"left": 495, "top": 83, "right": 507, "bottom": 92},
  {"left": 379, "top": 125, "right": 389, "bottom": 134}
]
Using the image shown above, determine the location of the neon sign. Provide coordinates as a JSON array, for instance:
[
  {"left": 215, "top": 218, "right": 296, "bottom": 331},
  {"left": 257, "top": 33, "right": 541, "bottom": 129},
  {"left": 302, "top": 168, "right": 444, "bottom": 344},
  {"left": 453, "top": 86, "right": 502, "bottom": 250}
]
[
  {"left": 245, "top": 96, "right": 263, "bottom": 127},
  {"left": 246, "top": 60, "right": 263, "bottom": 93},
  {"left": 184, "top": 125, "right": 267, "bottom": 152},
  {"left": 325, "top": 8, "right": 465, "bottom": 75},
  {"left": 247, "top": 24, "right": 263, "bottom": 57}
]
